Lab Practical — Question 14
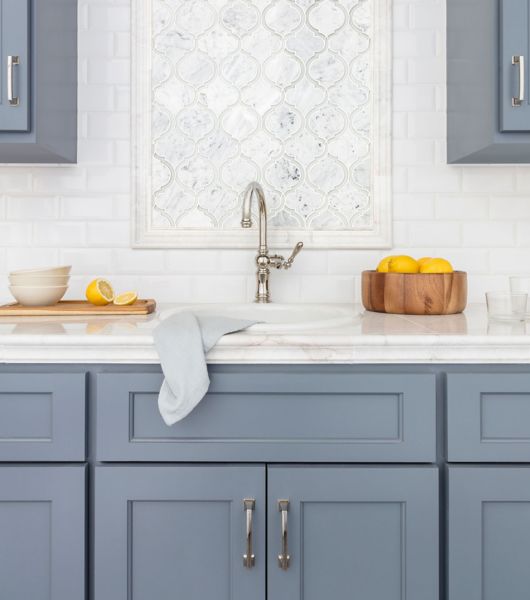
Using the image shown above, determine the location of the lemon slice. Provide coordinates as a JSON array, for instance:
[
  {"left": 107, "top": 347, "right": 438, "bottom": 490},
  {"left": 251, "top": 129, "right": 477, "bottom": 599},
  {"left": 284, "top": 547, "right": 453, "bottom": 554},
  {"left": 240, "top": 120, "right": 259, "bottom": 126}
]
[
  {"left": 113, "top": 291, "right": 138, "bottom": 306},
  {"left": 86, "top": 278, "right": 114, "bottom": 306}
]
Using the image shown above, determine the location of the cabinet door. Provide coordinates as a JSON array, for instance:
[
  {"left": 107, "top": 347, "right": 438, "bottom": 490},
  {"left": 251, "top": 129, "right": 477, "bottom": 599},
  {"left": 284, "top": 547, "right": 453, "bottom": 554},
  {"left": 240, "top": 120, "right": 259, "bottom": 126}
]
[
  {"left": 267, "top": 466, "right": 439, "bottom": 600},
  {"left": 500, "top": 0, "right": 530, "bottom": 131},
  {"left": 0, "top": 465, "right": 86, "bottom": 600},
  {"left": 0, "top": 0, "right": 29, "bottom": 131},
  {"left": 449, "top": 467, "right": 530, "bottom": 600},
  {"left": 95, "top": 465, "right": 265, "bottom": 600}
]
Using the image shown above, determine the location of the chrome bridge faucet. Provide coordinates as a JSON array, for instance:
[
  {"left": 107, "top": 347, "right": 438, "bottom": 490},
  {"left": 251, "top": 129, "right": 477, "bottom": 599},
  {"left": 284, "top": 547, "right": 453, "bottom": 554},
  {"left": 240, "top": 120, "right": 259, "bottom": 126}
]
[{"left": 241, "top": 181, "right": 304, "bottom": 304}]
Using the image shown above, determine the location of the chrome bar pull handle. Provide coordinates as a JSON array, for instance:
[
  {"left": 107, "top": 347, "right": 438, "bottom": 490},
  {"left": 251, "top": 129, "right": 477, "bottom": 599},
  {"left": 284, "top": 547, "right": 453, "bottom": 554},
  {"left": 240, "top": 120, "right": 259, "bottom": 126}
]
[
  {"left": 243, "top": 498, "right": 256, "bottom": 568},
  {"left": 513, "top": 55, "right": 525, "bottom": 107},
  {"left": 7, "top": 55, "right": 20, "bottom": 106},
  {"left": 277, "top": 499, "right": 290, "bottom": 570}
]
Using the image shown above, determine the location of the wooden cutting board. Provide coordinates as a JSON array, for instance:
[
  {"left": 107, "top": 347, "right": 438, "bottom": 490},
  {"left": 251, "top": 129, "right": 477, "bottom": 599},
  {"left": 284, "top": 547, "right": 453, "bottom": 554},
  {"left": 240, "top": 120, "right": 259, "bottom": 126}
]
[
  {"left": 0, "top": 299, "right": 156, "bottom": 317},
  {"left": 362, "top": 271, "right": 467, "bottom": 315}
]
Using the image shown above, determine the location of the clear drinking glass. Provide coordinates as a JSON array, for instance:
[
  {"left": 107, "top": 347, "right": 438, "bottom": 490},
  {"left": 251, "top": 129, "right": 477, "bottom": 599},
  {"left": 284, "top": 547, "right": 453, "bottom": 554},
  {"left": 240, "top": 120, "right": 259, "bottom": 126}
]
[
  {"left": 509, "top": 276, "right": 530, "bottom": 294},
  {"left": 486, "top": 291, "right": 528, "bottom": 322}
]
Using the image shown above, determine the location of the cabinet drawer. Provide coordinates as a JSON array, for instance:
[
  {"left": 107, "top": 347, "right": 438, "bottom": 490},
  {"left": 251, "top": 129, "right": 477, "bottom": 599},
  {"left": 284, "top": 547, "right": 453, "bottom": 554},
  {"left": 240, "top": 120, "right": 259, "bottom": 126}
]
[
  {"left": 0, "top": 373, "right": 86, "bottom": 461},
  {"left": 447, "top": 373, "right": 530, "bottom": 461},
  {"left": 96, "top": 370, "right": 436, "bottom": 462}
]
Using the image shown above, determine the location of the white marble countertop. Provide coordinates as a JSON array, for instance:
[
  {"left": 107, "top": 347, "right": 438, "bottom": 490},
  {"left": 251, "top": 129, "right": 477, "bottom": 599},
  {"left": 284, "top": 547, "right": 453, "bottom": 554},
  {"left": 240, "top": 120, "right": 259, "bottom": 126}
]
[{"left": 1, "top": 303, "right": 530, "bottom": 364}]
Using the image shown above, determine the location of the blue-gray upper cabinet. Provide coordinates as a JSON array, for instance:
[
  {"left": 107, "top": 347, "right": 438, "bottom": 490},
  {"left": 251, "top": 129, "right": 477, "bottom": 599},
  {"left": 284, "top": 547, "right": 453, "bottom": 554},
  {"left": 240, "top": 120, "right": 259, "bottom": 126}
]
[
  {"left": 0, "top": 0, "right": 30, "bottom": 131},
  {"left": 448, "top": 466, "right": 530, "bottom": 600},
  {"left": 267, "top": 466, "right": 439, "bottom": 600},
  {"left": 0, "top": 0, "right": 77, "bottom": 163},
  {"left": 447, "top": 0, "right": 530, "bottom": 162},
  {"left": 0, "top": 465, "right": 86, "bottom": 600},
  {"left": 447, "top": 373, "right": 530, "bottom": 462},
  {"left": 0, "top": 372, "right": 86, "bottom": 461},
  {"left": 94, "top": 465, "right": 266, "bottom": 600},
  {"left": 96, "top": 370, "right": 436, "bottom": 463}
]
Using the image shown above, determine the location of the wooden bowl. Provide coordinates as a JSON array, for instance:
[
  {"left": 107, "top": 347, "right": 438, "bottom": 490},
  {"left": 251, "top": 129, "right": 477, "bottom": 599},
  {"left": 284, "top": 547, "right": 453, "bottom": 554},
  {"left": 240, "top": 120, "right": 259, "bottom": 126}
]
[{"left": 361, "top": 270, "right": 467, "bottom": 315}]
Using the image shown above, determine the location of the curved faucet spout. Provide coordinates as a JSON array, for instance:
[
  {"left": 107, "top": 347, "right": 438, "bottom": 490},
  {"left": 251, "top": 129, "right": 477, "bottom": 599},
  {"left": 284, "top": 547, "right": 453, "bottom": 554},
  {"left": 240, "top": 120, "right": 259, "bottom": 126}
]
[{"left": 242, "top": 181, "right": 268, "bottom": 254}]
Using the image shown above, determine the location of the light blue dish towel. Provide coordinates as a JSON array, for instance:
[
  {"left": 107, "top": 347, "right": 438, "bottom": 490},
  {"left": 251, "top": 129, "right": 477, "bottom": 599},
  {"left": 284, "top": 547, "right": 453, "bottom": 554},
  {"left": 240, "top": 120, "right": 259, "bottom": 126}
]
[{"left": 153, "top": 312, "right": 257, "bottom": 426}]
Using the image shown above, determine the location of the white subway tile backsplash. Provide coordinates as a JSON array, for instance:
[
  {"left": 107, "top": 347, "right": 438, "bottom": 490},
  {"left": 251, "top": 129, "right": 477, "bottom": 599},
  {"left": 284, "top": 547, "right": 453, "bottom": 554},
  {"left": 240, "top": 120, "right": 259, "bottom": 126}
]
[
  {"left": 86, "top": 221, "right": 130, "bottom": 247},
  {"left": 0, "top": 223, "right": 32, "bottom": 246},
  {"left": 60, "top": 197, "right": 114, "bottom": 220},
  {"left": 7, "top": 197, "right": 58, "bottom": 220},
  {"left": 462, "top": 223, "right": 515, "bottom": 247},
  {"left": 33, "top": 223, "right": 87, "bottom": 247},
  {"left": 6, "top": 248, "right": 60, "bottom": 271},
  {"left": 491, "top": 197, "right": 530, "bottom": 220},
  {"left": 462, "top": 169, "right": 517, "bottom": 193},
  {"left": 0, "top": 0, "right": 528, "bottom": 304},
  {"left": 435, "top": 196, "right": 489, "bottom": 220},
  {"left": 408, "top": 222, "right": 462, "bottom": 247}
]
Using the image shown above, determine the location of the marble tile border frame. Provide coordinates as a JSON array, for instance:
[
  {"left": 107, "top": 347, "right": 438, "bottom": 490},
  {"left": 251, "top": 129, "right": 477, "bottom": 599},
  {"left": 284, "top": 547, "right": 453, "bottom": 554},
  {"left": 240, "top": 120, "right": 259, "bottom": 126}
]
[{"left": 131, "top": 0, "right": 392, "bottom": 249}]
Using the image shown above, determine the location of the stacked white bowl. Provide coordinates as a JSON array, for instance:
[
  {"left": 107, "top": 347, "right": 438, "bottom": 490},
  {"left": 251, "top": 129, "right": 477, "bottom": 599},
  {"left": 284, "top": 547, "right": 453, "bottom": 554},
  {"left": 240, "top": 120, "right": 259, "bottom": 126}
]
[{"left": 9, "top": 266, "right": 71, "bottom": 306}]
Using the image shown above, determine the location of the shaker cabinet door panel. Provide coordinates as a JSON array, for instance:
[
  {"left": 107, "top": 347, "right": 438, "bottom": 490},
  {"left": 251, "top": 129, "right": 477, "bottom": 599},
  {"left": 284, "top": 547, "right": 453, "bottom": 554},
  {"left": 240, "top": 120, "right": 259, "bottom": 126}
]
[
  {"left": 500, "top": 0, "right": 530, "bottom": 131},
  {"left": 0, "top": 0, "right": 29, "bottom": 131},
  {"left": 0, "top": 466, "right": 86, "bottom": 600},
  {"left": 94, "top": 465, "right": 266, "bottom": 600},
  {"left": 449, "top": 467, "right": 530, "bottom": 600},
  {"left": 267, "top": 466, "right": 439, "bottom": 600}
]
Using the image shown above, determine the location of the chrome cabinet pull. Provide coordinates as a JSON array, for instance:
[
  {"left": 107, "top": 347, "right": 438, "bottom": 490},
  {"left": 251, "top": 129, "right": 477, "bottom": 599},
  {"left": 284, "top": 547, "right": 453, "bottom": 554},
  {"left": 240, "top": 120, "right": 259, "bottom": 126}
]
[
  {"left": 7, "top": 55, "right": 20, "bottom": 106},
  {"left": 513, "top": 55, "right": 525, "bottom": 107},
  {"left": 243, "top": 498, "right": 255, "bottom": 568},
  {"left": 277, "top": 499, "right": 290, "bottom": 570}
]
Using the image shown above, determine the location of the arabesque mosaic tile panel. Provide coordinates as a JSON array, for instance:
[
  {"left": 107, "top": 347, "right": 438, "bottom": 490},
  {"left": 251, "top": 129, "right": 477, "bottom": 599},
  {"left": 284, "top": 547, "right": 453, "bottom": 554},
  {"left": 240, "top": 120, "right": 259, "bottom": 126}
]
[{"left": 151, "top": 0, "right": 376, "bottom": 233}]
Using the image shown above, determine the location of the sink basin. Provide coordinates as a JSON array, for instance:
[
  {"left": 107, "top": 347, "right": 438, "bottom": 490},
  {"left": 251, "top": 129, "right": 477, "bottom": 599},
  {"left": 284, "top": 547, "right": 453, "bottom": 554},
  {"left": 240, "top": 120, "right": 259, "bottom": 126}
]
[{"left": 159, "top": 304, "right": 358, "bottom": 333}]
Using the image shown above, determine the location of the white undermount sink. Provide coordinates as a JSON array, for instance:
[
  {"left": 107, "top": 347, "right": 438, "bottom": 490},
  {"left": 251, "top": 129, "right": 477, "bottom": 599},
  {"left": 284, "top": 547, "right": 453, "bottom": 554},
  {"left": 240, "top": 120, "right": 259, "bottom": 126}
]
[{"left": 159, "top": 304, "right": 358, "bottom": 333}]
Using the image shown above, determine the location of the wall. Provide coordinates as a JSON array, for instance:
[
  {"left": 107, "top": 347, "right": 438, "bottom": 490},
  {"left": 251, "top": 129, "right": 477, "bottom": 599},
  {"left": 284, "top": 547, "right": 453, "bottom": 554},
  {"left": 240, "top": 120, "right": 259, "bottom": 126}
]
[{"left": 0, "top": 0, "right": 526, "bottom": 304}]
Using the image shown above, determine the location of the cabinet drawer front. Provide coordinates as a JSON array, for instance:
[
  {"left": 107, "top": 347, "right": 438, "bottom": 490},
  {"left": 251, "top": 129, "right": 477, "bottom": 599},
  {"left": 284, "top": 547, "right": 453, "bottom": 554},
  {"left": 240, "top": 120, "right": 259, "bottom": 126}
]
[
  {"left": 0, "top": 372, "right": 86, "bottom": 461},
  {"left": 447, "top": 373, "right": 530, "bottom": 462},
  {"left": 96, "top": 370, "right": 436, "bottom": 462}
]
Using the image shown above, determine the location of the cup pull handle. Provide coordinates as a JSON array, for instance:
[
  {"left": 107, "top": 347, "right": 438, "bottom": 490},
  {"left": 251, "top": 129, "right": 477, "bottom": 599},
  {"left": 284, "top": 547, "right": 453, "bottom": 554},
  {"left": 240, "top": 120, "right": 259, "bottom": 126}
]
[
  {"left": 277, "top": 499, "right": 290, "bottom": 570},
  {"left": 243, "top": 498, "right": 256, "bottom": 568},
  {"left": 513, "top": 55, "right": 525, "bottom": 107},
  {"left": 7, "top": 55, "right": 20, "bottom": 106}
]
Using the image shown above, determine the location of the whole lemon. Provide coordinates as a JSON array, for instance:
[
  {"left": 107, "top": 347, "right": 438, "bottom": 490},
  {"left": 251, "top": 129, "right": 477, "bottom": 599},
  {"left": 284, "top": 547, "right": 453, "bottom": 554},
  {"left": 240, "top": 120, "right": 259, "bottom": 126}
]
[
  {"left": 419, "top": 258, "right": 454, "bottom": 274},
  {"left": 376, "top": 256, "right": 396, "bottom": 273},
  {"left": 388, "top": 255, "right": 420, "bottom": 274},
  {"left": 417, "top": 257, "right": 432, "bottom": 269}
]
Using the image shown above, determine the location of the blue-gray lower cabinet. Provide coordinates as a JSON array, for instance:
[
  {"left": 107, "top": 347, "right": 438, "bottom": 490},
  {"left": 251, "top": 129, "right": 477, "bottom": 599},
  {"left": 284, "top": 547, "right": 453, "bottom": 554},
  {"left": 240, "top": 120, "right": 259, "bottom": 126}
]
[
  {"left": 94, "top": 464, "right": 439, "bottom": 600},
  {"left": 94, "top": 465, "right": 266, "bottom": 600},
  {"left": 448, "top": 467, "right": 530, "bottom": 600},
  {"left": 268, "top": 466, "right": 439, "bottom": 600},
  {"left": 0, "top": 465, "right": 86, "bottom": 600}
]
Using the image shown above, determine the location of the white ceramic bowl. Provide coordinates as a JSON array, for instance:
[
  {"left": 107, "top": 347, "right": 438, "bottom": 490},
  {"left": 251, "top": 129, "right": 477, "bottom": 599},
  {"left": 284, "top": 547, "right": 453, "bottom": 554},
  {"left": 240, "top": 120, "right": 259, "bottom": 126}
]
[
  {"left": 9, "top": 285, "right": 68, "bottom": 307},
  {"left": 8, "top": 274, "right": 70, "bottom": 286},
  {"left": 9, "top": 265, "right": 72, "bottom": 277}
]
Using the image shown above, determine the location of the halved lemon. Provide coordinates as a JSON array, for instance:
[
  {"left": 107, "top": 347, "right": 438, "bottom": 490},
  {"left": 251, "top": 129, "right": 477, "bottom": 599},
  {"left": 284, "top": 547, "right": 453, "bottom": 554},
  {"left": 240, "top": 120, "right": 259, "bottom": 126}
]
[
  {"left": 86, "top": 278, "right": 114, "bottom": 306},
  {"left": 113, "top": 291, "right": 138, "bottom": 306}
]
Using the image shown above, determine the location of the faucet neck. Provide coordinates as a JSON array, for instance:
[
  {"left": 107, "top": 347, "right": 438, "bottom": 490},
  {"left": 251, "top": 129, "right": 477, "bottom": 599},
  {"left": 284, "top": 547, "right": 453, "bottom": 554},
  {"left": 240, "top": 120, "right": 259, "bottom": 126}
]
[{"left": 242, "top": 182, "right": 268, "bottom": 254}]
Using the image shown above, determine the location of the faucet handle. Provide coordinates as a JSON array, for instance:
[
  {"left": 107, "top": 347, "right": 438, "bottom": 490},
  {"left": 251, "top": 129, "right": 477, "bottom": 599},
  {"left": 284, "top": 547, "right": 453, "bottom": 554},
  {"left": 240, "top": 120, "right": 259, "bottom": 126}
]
[
  {"left": 285, "top": 242, "right": 304, "bottom": 268},
  {"left": 271, "top": 242, "right": 304, "bottom": 270}
]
